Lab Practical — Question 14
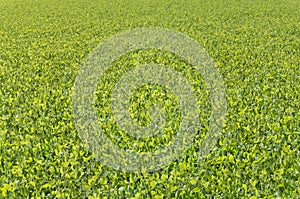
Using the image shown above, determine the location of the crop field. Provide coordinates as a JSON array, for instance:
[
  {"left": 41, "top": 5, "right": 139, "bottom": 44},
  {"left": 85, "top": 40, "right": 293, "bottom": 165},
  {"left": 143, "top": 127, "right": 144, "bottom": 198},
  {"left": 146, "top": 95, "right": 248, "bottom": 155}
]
[{"left": 0, "top": 0, "right": 299, "bottom": 198}]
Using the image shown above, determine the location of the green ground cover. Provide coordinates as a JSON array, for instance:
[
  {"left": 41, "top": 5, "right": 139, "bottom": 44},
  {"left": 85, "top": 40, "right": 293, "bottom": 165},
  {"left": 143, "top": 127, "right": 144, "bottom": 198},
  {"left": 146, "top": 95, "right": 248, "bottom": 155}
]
[{"left": 0, "top": 0, "right": 299, "bottom": 198}]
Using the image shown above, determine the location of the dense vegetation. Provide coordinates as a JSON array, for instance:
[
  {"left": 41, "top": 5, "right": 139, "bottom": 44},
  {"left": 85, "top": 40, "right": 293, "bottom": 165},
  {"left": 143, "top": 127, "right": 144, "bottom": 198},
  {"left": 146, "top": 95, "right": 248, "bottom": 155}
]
[{"left": 0, "top": 0, "right": 299, "bottom": 198}]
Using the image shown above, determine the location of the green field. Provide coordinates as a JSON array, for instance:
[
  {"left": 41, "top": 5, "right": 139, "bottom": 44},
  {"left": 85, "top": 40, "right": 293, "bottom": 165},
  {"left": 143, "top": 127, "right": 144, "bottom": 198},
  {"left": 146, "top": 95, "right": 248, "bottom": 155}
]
[{"left": 0, "top": 0, "right": 299, "bottom": 198}]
